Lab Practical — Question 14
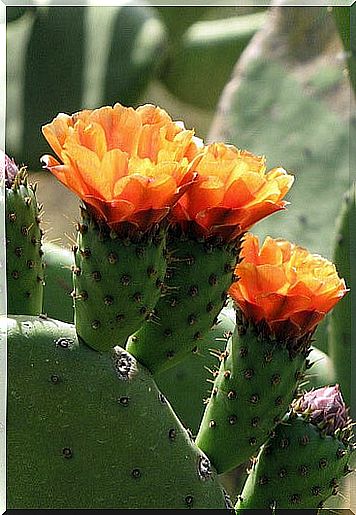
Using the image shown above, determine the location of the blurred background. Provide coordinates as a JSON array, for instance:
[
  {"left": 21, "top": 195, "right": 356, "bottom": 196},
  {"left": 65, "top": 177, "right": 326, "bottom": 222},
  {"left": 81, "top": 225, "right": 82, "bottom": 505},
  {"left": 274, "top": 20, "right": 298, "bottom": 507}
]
[
  {"left": 5, "top": 3, "right": 353, "bottom": 258},
  {"left": 4, "top": 2, "right": 355, "bottom": 510}
]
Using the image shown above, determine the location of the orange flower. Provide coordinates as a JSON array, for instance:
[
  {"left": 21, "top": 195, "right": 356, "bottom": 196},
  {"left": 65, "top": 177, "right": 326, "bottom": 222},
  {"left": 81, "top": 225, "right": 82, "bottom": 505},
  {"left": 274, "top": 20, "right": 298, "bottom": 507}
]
[
  {"left": 171, "top": 143, "right": 294, "bottom": 242},
  {"left": 229, "top": 233, "right": 347, "bottom": 341},
  {"left": 41, "top": 103, "right": 202, "bottom": 231}
]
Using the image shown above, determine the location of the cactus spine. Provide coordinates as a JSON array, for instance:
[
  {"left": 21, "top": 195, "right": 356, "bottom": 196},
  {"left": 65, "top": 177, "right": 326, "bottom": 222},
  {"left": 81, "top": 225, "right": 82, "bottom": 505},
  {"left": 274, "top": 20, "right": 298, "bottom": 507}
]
[{"left": 5, "top": 155, "right": 44, "bottom": 315}]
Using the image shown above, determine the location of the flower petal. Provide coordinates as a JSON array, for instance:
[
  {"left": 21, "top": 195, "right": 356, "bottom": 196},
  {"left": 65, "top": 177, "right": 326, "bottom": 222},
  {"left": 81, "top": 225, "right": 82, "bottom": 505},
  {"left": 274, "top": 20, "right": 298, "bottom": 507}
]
[
  {"left": 229, "top": 234, "right": 347, "bottom": 341},
  {"left": 42, "top": 103, "right": 201, "bottom": 232}
]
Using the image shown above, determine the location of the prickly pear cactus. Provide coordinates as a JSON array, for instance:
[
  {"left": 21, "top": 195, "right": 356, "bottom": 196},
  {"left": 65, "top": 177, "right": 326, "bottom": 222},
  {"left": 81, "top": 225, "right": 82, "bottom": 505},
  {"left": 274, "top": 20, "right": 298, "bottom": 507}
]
[
  {"left": 157, "top": 309, "right": 335, "bottom": 437},
  {"left": 5, "top": 155, "right": 44, "bottom": 315},
  {"left": 6, "top": 315, "right": 229, "bottom": 510},
  {"left": 328, "top": 185, "right": 355, "bottom": 408},
  {"left": 73, "top": 209, "right": 167, "bottom": 352},
  {"left": 195, "top": 316, "right": 308, "bottom": 474},
  {"left": 235, "top": 386, "right": 355, "bottom": 511},
  {"left": 127, "top": 233, "right": 238, "bottom": 374}
]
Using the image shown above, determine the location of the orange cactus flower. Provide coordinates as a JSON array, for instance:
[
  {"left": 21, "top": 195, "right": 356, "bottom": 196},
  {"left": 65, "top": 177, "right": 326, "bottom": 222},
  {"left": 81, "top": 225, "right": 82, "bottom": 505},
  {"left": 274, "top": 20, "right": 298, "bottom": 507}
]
[
  {"left": 171, "top": 143, "right": 294, "bottom": 242},
  {"left": 41, "top": 103, "right": 202, "bottom": 232},
  {"left": 229, "top": 233, "right": 347, "bottom": 342}
]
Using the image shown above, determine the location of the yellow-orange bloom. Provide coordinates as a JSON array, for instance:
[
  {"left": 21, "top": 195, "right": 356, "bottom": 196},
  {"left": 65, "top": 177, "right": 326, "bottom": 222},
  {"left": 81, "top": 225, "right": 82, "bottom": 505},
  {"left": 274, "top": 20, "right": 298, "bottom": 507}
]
[
  {"left": 229, "top": 233, "right": 347, "bottom": 341},
  {"left": 171, "top": 143, "right": 294, "bottom": 242},
  {"left": 41, "top": 103, "right": 202, "bottom": 231}
]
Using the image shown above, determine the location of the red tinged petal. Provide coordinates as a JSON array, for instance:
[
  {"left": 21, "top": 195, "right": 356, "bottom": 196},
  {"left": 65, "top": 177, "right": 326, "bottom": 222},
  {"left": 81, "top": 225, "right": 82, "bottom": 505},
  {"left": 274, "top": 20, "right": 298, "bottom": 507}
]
[{"left": 84, "top": 196, "right": 135, "bottom": 225}]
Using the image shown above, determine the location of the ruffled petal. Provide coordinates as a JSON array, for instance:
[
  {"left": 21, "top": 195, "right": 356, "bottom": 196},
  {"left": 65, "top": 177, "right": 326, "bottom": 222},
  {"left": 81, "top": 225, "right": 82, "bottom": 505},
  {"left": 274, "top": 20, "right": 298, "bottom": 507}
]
[
  {"left": 229, "top": 233, "right": 347, "bottom": 341},
  {"left": 42, "top": 103, "right": 201, "bottom": 232}
]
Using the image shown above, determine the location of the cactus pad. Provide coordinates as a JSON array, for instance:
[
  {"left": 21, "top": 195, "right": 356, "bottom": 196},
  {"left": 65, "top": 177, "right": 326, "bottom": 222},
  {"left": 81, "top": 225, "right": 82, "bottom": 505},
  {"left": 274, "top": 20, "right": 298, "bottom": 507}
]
[
  {"left": 209, "top": 57, "right": 350, "bottom": 260},
  {"left": 6, "top": 315, "right": 229, "bottom": 509},
  {"left": 328, "top": 185, "right": 354, "bottom": 407},
  {"left": 127, "top": 233, "right": 238, "bottom": 374},
  {"left": 195, "top": 318, "right": 308, "bottom": 474},
  {"left": 6, "top": 165, "right": 44, "bottom": 315},
  {"left": 73, "top": 212, "right": 167, "bottom": 352},
  {"left": 235, "top": 412, "right": 354, "bottom": 510},
  {"left": 42, "top": 242, "right": 74, "bottom": 323}
]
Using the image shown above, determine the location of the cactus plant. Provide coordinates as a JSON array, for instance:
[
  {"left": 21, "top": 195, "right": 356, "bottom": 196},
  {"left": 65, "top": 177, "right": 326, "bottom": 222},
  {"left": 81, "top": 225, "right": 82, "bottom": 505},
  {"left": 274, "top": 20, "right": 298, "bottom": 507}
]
[
  {"left": 195, "top": 315, "right": 308, "bottom": 474},
  {"left": 195, "top": 233, "right": 347, "bottom": 474},
  {"left": 156, "top": 309, "right": 235, "bottom": 434},
  {"left": 235, "top": 385, "right": 355, "bottom": 511},
  {"left": 127, "top": 232, "right": 239, "bottom": 374},
  {"left": 41, "top": 103, "right": 204, "bottom": 352},
  {"left": 39, "top": 239, "right": 335, "bottom": 428},
  {"left": 4, "top": 86, "right": 354, "bottom": 510},
  {"left": 328, "top": 185, "right": 355, "bottom": 408},
  {"left": 72, "top": 207, "right": 167, "bottom": 352},
  {"left": 4, "top": 153, "right": 44, "bottom": 315},
  {"left": 6, "top": 315, "right": 229, "bottom": 509},
  {"left": 209, "top": 8, "right": 351, "bottom": 263}
]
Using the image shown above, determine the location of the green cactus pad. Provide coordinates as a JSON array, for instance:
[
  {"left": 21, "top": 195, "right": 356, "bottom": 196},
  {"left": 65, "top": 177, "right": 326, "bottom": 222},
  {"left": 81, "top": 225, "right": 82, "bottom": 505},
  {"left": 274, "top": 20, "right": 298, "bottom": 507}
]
[
  {"left": 209, "top": 57, "right": 350, "bottom": 261},
  {"left": 6, "top": 315, "right": 229, "bottom": 509},
  {"left": 73, "top": 213, "right": 167, "bottom": 352},
  {"left": 156, "top": 309, "right": 235, "bottom": 434},
  {"left": 43, "top": 242, "right": 74, "bottom": 324},
  {"left": 6, "top": 168, "right": 44, "bottom": 315},
  {"left": 235, "top": 414, "right": 354, "bottom": 511},
  {"left": 126, "top": 233, "right": 238, "bottom": 374},
  {"left": 328, "top": 185, "right": 354, "bottom": 407},
  {"left": 195, "top": 320, "right": 308, "bottom": 474},
  {"left": 104, "top": 5, "right": 167, "bottom": 106},
  {"left": 161, "top": 12, "right": 266, "bottom": 110}
]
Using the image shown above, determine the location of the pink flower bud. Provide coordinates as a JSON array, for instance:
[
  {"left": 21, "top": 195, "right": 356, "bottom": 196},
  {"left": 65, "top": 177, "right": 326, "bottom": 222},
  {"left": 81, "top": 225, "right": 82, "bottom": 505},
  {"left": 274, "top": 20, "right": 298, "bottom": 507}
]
[
  {"left": 294, "top": 385, "right": 349, "bottom": 436},
  {"left": 1, "top": 151, "right": 19, "bottom": 188}
]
